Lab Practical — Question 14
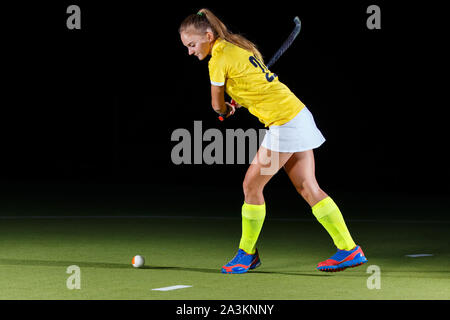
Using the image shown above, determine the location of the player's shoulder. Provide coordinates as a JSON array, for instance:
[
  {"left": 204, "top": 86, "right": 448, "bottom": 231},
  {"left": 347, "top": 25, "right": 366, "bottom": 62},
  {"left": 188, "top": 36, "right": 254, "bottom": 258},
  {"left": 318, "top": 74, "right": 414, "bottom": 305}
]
[
  {"left": 210, "top": 38, "right": 250, "bottom": 66},
  {"left": 222, "top": 39, "right": 250, "bottom": 58}
]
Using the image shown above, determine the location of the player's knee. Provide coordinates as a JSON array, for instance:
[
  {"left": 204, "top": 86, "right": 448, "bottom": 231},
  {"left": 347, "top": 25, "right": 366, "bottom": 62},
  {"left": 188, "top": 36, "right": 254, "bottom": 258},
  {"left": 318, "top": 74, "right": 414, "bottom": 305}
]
[
  {"left": 295, "top": 179, "right": 318, "bottom": 199},
  {"left": 243, "top": 179, "right": 263, "bottom": 198}
]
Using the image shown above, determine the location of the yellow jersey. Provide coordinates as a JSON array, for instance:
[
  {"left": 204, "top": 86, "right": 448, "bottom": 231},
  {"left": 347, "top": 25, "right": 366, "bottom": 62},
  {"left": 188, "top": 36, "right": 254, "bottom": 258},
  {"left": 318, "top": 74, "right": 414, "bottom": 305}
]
[{"left": 208, "top": 38, "right": 305, "bottom": 127}]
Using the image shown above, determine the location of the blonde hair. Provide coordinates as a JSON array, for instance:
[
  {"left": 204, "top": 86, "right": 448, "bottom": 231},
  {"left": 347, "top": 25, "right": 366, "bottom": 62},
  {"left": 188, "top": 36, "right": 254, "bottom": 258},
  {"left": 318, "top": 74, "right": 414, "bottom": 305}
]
[{"left": 179, "top": 8, "right": 264, "bottom": 62}]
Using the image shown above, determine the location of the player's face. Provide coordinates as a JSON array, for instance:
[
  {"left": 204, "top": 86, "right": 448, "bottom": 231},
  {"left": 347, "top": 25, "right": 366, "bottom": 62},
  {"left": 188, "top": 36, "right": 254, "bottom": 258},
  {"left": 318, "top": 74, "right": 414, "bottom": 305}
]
[{"left": 180, "top": 29, "right": 215, "bottom": 61}]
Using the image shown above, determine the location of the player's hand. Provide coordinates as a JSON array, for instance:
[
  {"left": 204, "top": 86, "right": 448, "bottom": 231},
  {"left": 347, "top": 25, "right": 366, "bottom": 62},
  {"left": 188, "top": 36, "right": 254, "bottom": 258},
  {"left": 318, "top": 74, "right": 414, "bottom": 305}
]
[
  {"left": 224, "top": 102, "right": 236, "bottom": 117},
  {"left": 230, "top": 99, "right": 242, "bottom": 109},
  {"left": 218, "top": 100, "right": 239, "bottom": 121}
]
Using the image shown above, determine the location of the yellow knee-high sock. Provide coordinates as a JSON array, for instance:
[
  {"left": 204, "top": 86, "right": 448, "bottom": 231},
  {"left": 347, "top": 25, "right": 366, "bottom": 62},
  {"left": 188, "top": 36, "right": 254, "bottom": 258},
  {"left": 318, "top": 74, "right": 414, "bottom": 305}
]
[
  {"left": 239, "top": 202, "right": 266, "bottom": 254},
  {"left": 312, "top": 197, "right": 356, "bottom": 250}
]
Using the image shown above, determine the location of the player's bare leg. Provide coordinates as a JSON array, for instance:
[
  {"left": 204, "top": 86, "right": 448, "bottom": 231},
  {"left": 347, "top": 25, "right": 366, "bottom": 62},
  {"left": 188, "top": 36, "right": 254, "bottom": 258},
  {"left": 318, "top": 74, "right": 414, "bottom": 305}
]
[
  {"left": 243, "top": 146, "right": 293, "bottom": 205},
  {"left": 283, "top": 149, "right": 328, "bottom": 207},
  {"left": 222, "top": 147, "right": 292, "bottom": 274},
  {"left": 284, "top": 149, "right": 366, "bottom": 272}
]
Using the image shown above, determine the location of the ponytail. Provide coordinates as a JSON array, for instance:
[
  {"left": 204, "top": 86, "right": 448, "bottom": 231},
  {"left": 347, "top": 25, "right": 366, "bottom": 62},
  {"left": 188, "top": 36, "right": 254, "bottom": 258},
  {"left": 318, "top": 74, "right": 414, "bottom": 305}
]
[{"left": 179, "top": 8, "right": 264, "bottom": 62}]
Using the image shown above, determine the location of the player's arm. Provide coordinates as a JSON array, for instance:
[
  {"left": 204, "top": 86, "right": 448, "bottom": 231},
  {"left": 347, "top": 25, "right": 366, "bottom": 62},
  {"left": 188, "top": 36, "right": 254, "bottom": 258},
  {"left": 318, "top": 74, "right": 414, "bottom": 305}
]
[{"left": 211, "top": 85, "right": 235, "bottom": 118}]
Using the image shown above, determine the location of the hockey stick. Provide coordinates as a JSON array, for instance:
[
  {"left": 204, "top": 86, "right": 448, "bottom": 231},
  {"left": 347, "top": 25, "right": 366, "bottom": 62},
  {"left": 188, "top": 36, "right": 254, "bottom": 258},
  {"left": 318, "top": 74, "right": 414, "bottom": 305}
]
[{"left": 266, "top": 16, "right": 301, "bottom": 69}]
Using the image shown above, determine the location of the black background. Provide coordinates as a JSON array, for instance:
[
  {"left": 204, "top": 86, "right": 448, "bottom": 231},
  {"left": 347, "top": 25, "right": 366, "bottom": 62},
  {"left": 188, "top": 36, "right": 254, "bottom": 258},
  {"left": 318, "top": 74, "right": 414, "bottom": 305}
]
[{"left": 1, "top": 1, "right": 448, "bottom": 204}]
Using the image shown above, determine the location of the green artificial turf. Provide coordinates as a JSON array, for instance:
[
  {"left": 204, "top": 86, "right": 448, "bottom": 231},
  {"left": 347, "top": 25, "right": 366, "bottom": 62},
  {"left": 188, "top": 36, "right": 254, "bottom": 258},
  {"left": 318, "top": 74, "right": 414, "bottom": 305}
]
[{"left": 0, "top": 214, "right": 448, "bottom": 300}]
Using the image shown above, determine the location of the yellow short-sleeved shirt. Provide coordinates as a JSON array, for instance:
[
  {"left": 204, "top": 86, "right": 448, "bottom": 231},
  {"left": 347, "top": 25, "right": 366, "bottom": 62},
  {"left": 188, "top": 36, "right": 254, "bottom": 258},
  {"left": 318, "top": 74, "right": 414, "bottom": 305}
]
[{"left": 208, "top": 38, "right": 305, "bottom": 127}]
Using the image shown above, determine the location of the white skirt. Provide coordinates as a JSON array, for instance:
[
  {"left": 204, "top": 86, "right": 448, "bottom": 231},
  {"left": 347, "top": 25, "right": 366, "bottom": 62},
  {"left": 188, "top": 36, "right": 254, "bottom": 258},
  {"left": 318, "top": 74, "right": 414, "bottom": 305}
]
[{"left": 260, "top": 107, "right": 326, "bottom": 152}]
